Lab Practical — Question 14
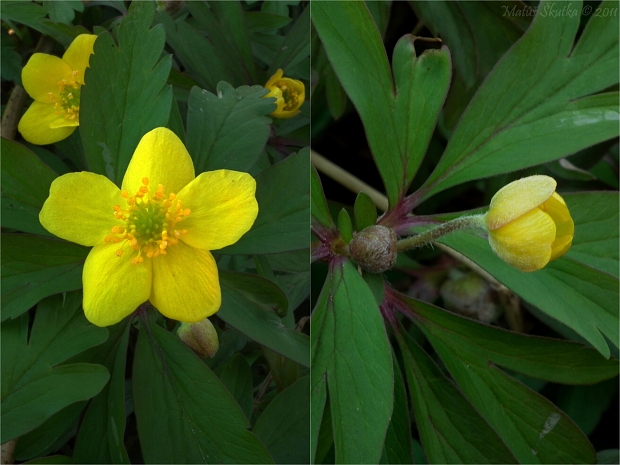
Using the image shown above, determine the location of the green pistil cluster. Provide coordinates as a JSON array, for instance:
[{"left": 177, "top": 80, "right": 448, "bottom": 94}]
[{"left": 128, "top": 202, "right": 166, "bottom": 243}]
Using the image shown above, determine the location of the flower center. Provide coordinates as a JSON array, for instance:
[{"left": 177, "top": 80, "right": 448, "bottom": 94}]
[
  {"left": 48, "top": 70, "right": 81, "bottom": 122},
  {"left": 105, "top": 177, "right": 191, "bottom": 265},
  {"left": 275, "top": 81, "right": 301, "bottom": 111}
]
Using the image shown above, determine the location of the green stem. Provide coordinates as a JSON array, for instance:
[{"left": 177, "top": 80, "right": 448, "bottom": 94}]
[{"left": 396, "top": 214, "right": 486, "bottom": 252}]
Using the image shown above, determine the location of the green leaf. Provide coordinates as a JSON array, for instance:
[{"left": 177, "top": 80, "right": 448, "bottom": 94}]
[
  {"left": 253, "top": 376, "right": 310, "bottom": 464},
  {"left": 14, "top": 401, "right": 86, "bottom": 461},
  {"left": 1, "top": 234, "right": 88, "bottom": 321},
  {"left": 220, "top": 150, "right": 309, "bottom": 254},
  {"left": 268, "top": 5, "right": 310, "bottom": 74},
  {"left": 155, "top": 11, "right": 238, "bottom": 91},
  {"left": 1, "top": 138, "right": 58, "bottom": 208},
  {"left": 80, "top": 1, "right": 172, "bottom": 186},
  {"left": 337, "top": 208, "right": 353, "bottom": 243},
  {"left": 310, "top": 377, "right": 327, "bottom": 464},
  {"left": 133, "top": 320, "right": 273, "bottom": 464},
  {"left": 354, "top": 192, "right": 377, "bottom": 232},
  {"left": 439, "top": 192, "right": 619, "bottom": 358},
  {"left": 311, "top": 166, "right": 335, "bottom": 231},
  {"left": 396, "top": 294, "right": 602, "bottom": 463},
  {"left": 218, "top": 271, "right": 309, "bottom": 367},
  {"left": 1, "top": 293, "right": 109, "bottom": 443},
  {"left": 42, "top": 1, "right": 81, "bottom": 24},
  {"left": 2, "top": 197, "right": 52, "bottom": 236},
  {"left": 23, "top": 456, "right": 72, "bottom": 464},
  {"left": 382, "top": 353, "right": 413, "bottom": 464},
  {"left": 245, "top": 11, "right": 292, "bottom": 33},
  {"left": 216, "top": 354, "right": 253, "bottom": 421},
  {"left": 311, "top": 259, "right": 393, "bottom": 463},
  {"left": 185, "top": 83, "right": 273, "bottom": 174},
  {"left": 73, "top": 320, "right": 132, "bottom": 464},
  {"left": 557, "top": 378, "right": 618, "bottom": 435},
  {"left": 394, "top": 324, "right": 518, "bottom": 464},
  {"left": 313, "top": 2, "right": 450, "bottom": 207},
  {"left": 188, "top": 2, "right": 258, "bottom": 84},
  {"left": 420, "top": 0, "right": 619, "bottom": 200}
]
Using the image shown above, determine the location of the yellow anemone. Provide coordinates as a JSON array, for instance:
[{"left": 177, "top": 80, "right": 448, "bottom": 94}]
[
  {"left": 39, "top": 127, "right": 259, "bottom": 327},
  {"left": 264, "top": 69, "right": 305, "bottom": 119},
  {"left": 18, "top": 34, "right": 97, "bottom": 145},
  {"left": 485, "top": 175, "right": 574, "bottom": 272}
]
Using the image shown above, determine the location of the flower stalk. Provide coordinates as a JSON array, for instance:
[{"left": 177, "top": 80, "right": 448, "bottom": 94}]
[{"left": 396, "top": 214, "right": 486, "bottom": 252}]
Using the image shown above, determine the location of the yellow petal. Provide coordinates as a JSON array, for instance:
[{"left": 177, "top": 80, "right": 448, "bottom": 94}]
[
  {"left": 487, "top": 175, "right": 556, "bottom": 230},
  {"left": 22, "top": 53, "right": 73, "bottom": 102},
  {"left": 122, "top": 127, "right": 195, "bottom": 196},
  {"left": 265, "top": 69, "right": 284, "bottom": 88},
  {"left": 177, "top": 170, "right": 259, "bottom": 250},
  {"left": 488, "top": 207, "right": 556, "bottom": 272},
  {"left": 18, "top": 101, "right": 77, "bottom": 145},
  {"left": 40, "top": 172, "right": 124, "bottom": 246},
  {"left": 83, "top": 242, "right": 152, "bottom": 327},
  {"left": 541, "top": 193, "right": 574, "bottom": 261},
  {"left": 150, "top": 241, "right": 221, "bottom": 322},
  {"left": 62, "top": 34, "right": 97, "bottom": 84}
]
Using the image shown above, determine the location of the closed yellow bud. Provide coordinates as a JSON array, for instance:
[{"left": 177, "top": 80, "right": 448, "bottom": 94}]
[
  {"left": 264, "top": 69, "right": 305, "bottom": 119},
  {"left": 485, "top": 175, "right": 574, "bottom": 272},
  {"left": 177, "top": 318, "right": 219, "bottom": 358}
]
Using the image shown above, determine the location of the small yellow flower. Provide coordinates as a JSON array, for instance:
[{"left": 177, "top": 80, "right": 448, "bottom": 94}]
[
  {"left": 485, "top": 175, "right": 574, "bottom": 272},
  {"left": 264, "top": 69, "right": 305, "bottom": 119},
  {"left": 18, "top": 34, "right": 97, "bottom": 145},
  {"left": 39, "top": 127, "right": 259, "bottom": 326}
]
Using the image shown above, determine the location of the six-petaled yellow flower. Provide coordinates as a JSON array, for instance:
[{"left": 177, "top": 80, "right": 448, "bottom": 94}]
[
  {"left": 264, "top": 69, "right": 305, "bottom": 119},
  {"left": 485, "top": 175, "right": 574, "bottom": 272},
  {"left": 39, "top": 127, "right": 259, "bottom": 327},
  {"left": 18, "top": 34, "right": 97, "bottom": 145}
]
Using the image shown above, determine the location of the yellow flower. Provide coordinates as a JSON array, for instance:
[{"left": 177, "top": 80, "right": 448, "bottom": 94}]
[
  {"left": 39, "top": 127, "right": 259, "bottom": 327},
  {"left": 264, "top": 69, "right": 305, "bottom": 119},
  {"left": 18, "top": 34, "right": 97, "bottom": 145},
  {"left": 485, "top": 175, "right": 574, "bottom": 272}
]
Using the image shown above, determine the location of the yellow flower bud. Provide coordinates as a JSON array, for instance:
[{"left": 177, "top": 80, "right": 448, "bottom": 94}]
[
  {"left": 264, "top": 69, "right": 305, "bottom": 119},
  {"left": 177, "top": 318, "right": 219, "bottom": 358},
  {"left": 485, "top": 175, "right": 574, "bottom": 272}
]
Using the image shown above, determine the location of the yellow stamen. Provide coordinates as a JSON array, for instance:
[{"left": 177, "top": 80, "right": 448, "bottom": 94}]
[{"left": 108, "top": 177, "right": 191, "bottom": 265}]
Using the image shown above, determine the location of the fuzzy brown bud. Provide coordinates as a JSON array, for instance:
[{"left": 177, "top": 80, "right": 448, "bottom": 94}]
[
  {"left": 349, "top": 225, "right": 397, "bottom": 273},
  {"left": 177, "top": 318, "right": 219, "bottom": 358}
]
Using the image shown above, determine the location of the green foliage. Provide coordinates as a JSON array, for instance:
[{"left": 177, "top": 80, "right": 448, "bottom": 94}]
[
  {"left": 1, "top": 293, "right": 109, "bottom": 443},
  {"left": 311, "top": 0, "right": 619, "bottom": 463},
  {"left": 80, "top": 1, "right": 172, "bottom": 186}
]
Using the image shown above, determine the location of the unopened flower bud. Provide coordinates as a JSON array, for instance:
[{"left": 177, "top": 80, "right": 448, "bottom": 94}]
[
  {"left": 349, "top": 225, "right": 397, "bottom": 273},
  {"left": 177, "top": 318, "right": 219, "bottom": 358},
  {"left": 440, "top": 270, "right": 499, "bottom": 323}
]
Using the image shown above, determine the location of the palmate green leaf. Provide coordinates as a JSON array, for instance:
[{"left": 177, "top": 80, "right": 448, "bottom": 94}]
[
  {"left": 311, "top": 259, "right": 393, "bottom": 464},
  {"left": 310, "top": 376, "right": 327, "bottom": 464},
  {"left": 268, "top": 5, "right": 310, "bottom": 75},
  {"left": 155, "top": 11, "right": 238, "bottom": 91},
  {"left": 218, "top": 271, "right": 309, "bottom": 367},
  {"left": 1, "top": 293, "right": 109, "bottom": 443},
  {"left": 42, "top": 0, "right": 83, "bottom": 24},
  {"left": 221, "top": 150, "right": 309, "bottom": 255},
  {"left": 187, "top": 2, "right": 258, "bottom": 85},
  {"left": 133, "top": 320, "right": 273, "bottom": 464},
  {"left": 394, "top": 325, "right": 517, "bottom": 464},
  {"left": 244, "top": 11, "right": 292, "bottom": 33},
  {"left": 73, "top": 319, "right": 132, "bottom": 464},
  {"left": 419, "top": 0, "right": 619, "bottom": 200},
  {"left": 439, "top": 192, "right": 619, "bottom": 357},
  {"left": 253, "top": 376, "right": 310, "bottom": 465},
  {"left": 557, "top": 379, "right": 618, "bottom": 436},
  {"left": 80, "top": 1, "right": 172, "bottom": 186},
  {"left": 381, "top": 354, "right": 413, "bottom": 465},
  {"left": 185, "top": 83, "right": 273, "bottom": 174},
  {"left": 2, "top": 197, "right": 52, "bottom": 237},
  {"left": 396, "top": 294, "right": 609, "bottom": 463},
  {"left": 313, "top": 1, "right": 450, "bottom": 208},
  {"left": 1, "top": 234, "right": 88, "bottom": 321}
]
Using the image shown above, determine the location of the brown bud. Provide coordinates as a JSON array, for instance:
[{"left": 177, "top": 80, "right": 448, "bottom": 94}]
[
  {"left": 349, "top": 225, "right": 397, "bottom": 273},
  {"left": 177, "top": 318, "right": 219, "bottom": 358}
]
